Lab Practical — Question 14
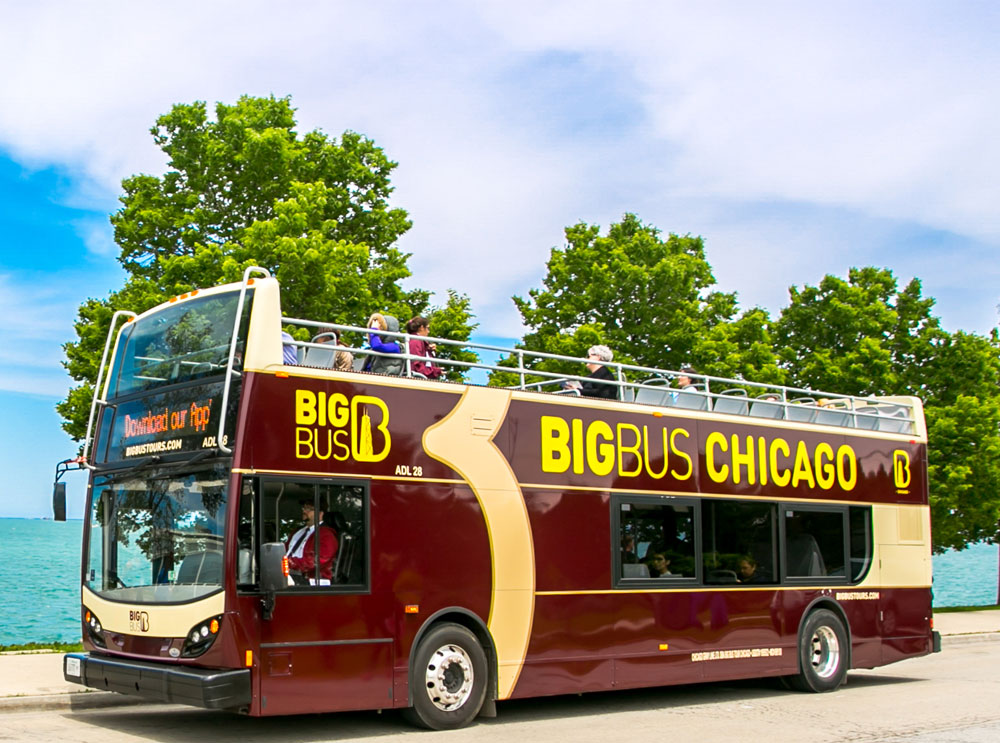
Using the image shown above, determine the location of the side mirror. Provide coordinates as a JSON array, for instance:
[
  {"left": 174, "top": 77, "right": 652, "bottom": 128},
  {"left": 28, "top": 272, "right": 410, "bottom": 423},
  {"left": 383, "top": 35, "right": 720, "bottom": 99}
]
[
  {"left": 260, "top": 542, "right": 287, "bottom": 592},
  {"left": 53, "top": 482, "right": 67, "bottom": 522},
  {"left": 260, "top": 542, "right": 287, "bottom": 620}
]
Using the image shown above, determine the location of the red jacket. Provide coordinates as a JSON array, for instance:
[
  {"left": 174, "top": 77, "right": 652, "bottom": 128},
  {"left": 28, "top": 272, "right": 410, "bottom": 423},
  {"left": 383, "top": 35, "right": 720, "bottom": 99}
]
[{"left": 286, "top": 525, "right": 339, "bottom": 581}]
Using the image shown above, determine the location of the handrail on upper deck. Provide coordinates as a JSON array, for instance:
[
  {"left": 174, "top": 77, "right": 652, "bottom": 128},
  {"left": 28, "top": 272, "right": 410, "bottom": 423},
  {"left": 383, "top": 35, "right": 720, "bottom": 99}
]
[
  {"left": 81, "top": 310, "right": 138, "bottom": 468},
  {"left": 280, "top": 316, "right": 918, "bottom": 436},
  {"left": 217, "top": 266, "right": 271, "bottom": 455}
]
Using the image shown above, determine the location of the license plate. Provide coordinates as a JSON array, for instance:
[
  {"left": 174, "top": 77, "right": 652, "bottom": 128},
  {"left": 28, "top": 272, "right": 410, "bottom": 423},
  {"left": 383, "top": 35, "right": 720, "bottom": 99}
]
[{"left": 65, "top": 657, "right": 81, "bottom": 677}]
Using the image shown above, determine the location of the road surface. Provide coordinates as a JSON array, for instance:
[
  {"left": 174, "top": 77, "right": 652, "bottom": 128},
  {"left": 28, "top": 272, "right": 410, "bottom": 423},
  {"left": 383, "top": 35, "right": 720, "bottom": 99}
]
[{"left": 3, "top": 637, "right": 998, "bottom": 743}]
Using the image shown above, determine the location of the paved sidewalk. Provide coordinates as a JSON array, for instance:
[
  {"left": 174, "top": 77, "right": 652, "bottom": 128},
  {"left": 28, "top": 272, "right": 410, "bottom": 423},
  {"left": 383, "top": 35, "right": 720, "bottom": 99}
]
[{"left": 2, "top": 609, "right": 997, "bottom": 713}]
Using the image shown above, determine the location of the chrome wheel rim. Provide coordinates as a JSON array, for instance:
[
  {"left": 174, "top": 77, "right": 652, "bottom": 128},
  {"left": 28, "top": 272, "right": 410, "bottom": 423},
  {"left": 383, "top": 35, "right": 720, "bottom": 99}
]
[
  {"left": 423, "top": 643, "right": 474, "bottom": 711},
  {"left": 810, "top": 625, "right": 841, "bottom": 679}
]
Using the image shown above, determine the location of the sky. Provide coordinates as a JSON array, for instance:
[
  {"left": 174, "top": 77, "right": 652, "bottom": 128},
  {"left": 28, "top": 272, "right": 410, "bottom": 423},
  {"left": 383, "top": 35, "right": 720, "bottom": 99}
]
[{"left": 1, "top": 1, "right": 998, "bottom": 518}]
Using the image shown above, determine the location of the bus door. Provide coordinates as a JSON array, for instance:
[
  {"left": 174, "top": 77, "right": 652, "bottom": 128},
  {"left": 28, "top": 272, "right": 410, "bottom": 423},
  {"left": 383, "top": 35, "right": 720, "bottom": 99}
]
[{"left": 239, "top": 476, "right": 391, "bottom": 715}]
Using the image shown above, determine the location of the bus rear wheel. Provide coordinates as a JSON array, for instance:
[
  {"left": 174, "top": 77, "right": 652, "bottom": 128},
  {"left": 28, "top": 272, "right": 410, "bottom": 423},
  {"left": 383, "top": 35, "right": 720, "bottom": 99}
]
[
  {"left": 405, "top": 623, "right": 487, "bottom": 730},
  {"left": 789, "top": 609, "right": 848, "bottom": 693}
]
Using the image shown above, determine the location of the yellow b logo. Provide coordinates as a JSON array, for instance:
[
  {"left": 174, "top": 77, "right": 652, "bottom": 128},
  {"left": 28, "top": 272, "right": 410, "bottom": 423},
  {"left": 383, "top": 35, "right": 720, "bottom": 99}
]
[{"left": 892, "top": 450, "right": 911, "bottom": 489}]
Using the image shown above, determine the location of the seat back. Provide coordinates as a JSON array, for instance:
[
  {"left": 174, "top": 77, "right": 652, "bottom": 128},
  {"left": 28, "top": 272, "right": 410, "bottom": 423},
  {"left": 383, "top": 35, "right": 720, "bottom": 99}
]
[
  {"left": 814, "top": 408, "right": 849, "bottom": 427},
  {"left": 787, "top": 398, "right": 817, "bottom": 423},
  {"left": 176, "top": 551, "right": 223, "bottom": 585},
  {"left": 713, "top": 389, "right": 748, "bottom": 416},
  {"left": 622, "top": 563, "right": 650, "bottom": 578},
  {"left": 674, "top": 390, "right": 710, "bottom": 410},
  {"left": 750, "top": 396, "right": 784, "bottom": 419}
]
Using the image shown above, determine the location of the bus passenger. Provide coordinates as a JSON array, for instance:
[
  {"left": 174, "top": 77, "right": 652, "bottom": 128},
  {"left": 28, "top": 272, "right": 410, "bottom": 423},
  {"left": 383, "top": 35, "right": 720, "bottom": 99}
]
[
  {"left": 286, "top": 500, "right": 339, "bottom": 585},
  {"left": 675, "top": 367, "right": 699, "bottom": 392},
  {"left": 738, "top": 555, "right": 764, "bottom": 583},
  {"left": 405, "top": 316, "right": 444, "bottom": 379},
  {"left": 566, "top": 345, "right": 618, "bottom": 399},
  {"left": 281, "top": 331, "right": 298, "bottom": 365},
  {"left": 363, "top": 313, "right": 403, "bottom": 375},
  {"left": 621, "top": 535, "right": 639, "bottom": 564},
  {"left": 646, "top": 551, "right": 673, "bottom": 577},
  {"left": 317, "top": 327, "right": 354, "bottom": 372}
]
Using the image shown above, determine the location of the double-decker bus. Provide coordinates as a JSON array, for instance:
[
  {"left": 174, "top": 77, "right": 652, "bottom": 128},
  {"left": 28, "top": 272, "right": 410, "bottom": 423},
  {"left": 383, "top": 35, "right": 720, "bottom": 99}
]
[{"left": 63, "top": 268, "right": 940, "bottom": 729}]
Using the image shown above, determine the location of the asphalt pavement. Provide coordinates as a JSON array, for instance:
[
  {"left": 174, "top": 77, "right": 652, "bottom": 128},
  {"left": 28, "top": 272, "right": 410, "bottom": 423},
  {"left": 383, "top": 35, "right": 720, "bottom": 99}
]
[{"left": 2, "top": 608, "right": 997, "bottom": 713}]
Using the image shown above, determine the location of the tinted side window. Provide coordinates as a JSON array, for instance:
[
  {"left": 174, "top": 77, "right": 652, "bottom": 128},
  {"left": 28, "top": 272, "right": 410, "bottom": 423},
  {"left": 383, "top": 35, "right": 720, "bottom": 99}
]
[
  {"left": 702, "top": 500, "right": 777, "bottom": 585},
  {"left": 849, "top": 506, "right": 872, "bottom": 582},
  {"left": 783, "top": 508, "right": 847, "bottom": 579},
  {"left": 237, "top": 477, "right": 368, "bottom": 590},
  {"left": 617, "top": 498, "right": 697, "bottom": 581}
]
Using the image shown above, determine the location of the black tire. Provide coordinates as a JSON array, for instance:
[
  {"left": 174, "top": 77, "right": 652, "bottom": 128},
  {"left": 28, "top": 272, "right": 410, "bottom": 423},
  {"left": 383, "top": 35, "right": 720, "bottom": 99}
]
[
  {"left": 404, "top": 623, "right": 488, "bottom": 730},
  {"left": 789, "top": 608, "right": 849, "bottom": 693}
]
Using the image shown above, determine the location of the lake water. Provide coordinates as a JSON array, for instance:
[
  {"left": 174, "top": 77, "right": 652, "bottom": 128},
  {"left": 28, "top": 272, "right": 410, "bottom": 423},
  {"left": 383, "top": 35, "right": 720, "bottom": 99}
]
[{"left": 1, "top": 518, "right": 996, "bottom": 645}]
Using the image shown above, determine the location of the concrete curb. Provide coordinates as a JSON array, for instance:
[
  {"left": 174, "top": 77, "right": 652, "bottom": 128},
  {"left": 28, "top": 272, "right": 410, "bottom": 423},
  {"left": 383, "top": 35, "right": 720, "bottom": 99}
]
[
  {"left": 0, "top": 691, "right": 149, "bottom": 713},
  {"left": 940, "top": 631, "right": 1000, "bottom": 647}
]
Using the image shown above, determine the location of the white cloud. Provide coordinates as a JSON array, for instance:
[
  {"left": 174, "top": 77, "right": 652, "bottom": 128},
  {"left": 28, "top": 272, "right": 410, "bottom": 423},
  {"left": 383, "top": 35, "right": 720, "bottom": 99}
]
[{"left": 0, "top": 1, "right": 997, "bottom": 340}]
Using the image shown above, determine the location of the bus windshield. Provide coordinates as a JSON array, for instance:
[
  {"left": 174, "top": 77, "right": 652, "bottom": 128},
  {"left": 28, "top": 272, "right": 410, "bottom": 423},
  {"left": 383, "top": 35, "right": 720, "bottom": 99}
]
[
  {"left": 111, "top": 290, "right": 252, "bottom": 398},
  {"left": 85, "top": 464, "right": 230, "bottom": 604}
]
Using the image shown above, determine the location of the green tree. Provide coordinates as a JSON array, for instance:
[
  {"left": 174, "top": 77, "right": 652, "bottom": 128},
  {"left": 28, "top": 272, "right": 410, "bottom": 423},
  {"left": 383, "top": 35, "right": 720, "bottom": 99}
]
[
  {"left": 773, "top": 267, "right": 1000, "bottom": 552},
  {"left": 496, "top": 214, "right": 781, "bottom": 384},
  {"left": 59, "top": 95, "right": 475, "bottom": 439}
]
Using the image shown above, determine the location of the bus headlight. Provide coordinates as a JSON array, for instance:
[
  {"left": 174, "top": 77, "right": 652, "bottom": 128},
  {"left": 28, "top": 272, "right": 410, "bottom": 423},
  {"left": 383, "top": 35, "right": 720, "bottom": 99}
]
[
  {"left": 83, "top": 608, "right": 106, "bottom": 648},
  {"left": 182, "top": 615, "right": 223, "bottom": 657}
]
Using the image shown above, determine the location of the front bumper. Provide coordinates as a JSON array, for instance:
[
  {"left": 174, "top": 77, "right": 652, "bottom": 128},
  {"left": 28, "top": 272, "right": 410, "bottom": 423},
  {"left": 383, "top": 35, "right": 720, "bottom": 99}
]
[{"left": 64, "top": 652, "right": 251, "bottom": 710}]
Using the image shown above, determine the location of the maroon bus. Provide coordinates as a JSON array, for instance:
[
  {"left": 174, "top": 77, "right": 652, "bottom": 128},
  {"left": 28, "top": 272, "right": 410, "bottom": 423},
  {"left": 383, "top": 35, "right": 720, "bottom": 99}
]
[{"left": 64, "top": 269, "right": 939, "bottom": 729}]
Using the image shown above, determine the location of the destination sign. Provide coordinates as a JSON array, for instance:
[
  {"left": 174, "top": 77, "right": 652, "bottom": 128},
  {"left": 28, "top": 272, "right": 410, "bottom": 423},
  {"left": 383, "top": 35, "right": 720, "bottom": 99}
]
[{"left": 95, "top": 381, "right": 237, "bottom": 463}]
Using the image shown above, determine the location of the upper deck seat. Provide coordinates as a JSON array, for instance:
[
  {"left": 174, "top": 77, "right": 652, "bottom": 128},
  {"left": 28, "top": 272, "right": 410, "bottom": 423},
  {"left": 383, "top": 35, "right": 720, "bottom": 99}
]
[
  {"left": 786, "top": 398, "right": 817, "bottom": 423},
  {"left": 713, "top": 389, "right": 749, "bottom": 416},
  {"left": 635, "top": 378, "right": 671, "bottom": 406},
  {"left": 814, "top": 407, "right": 849, "bottom": 427},
  {"left": 854, "top": 409, "right": 879, "bottom": 430},
  {"left": 749, "top": 395, "right": 784, "bottom": 419}
]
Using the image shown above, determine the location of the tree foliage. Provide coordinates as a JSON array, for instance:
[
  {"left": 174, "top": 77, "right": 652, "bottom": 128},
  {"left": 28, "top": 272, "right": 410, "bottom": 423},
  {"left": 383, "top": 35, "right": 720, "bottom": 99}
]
[
  {"left": 772, "top": 267, "right": 1000, "bottom": 552},
  {"left": 59, "top": 95, "right": 475, "bottom": 439},
  {"left": 503, "top": 216, "right": 999, "bottom": 553},
  {"left": 496, "top": 213, "right": 782, "bottom": 384}
]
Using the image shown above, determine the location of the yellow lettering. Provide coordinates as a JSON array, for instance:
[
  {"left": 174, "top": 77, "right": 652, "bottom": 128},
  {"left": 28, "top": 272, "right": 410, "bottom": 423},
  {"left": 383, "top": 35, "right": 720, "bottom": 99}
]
[
  {"left": 572, "top": 419, "right": 585, "bottom": 475},
  {"left": 731, "top": 434, "right": 756, "bottom": 485},
  {"left": 769, "top": 438, "right": 791, "bottom": 487},
  {"left": 837, "top": 445, "right": 858, "bottom": 490},
  {"left": 791, "top": 441, "right": 816, "bottom": 488},
  {"left": 616, "top": 423, "right": 642, "bottom": 477},
  {"left": 352, "top": 396, "right": 391, "bottom": 462},
  {"left": 328, "top": 393, "right": 349, "bottom": 427},
  {"left": 642, "top": 425, "right": 669, "bottom": 479},
  {"left": 541, "top": 416, "right": 571, "bottom": 474},
  {"left": 295, "top": 390, "right": 317, "bottom": 425},
  {"left": 295, "top": 427, "right": 314, "bottom": 458},
  {"left": 758, "top": 437, "right": 768, "bottom": 486},
  {"left": 317, "top": 391, "right": 327, "bottom": 426},
  {"left": 332, "top": 428, "right": 350, "bottom": 461},
  {"left": 586, "top": 420, "right": 615, "bottom": 477},
  {"left": 706, "top": 431, "right": 729, "bottom": 483},
  {"left": 814, "top": 442, "right": 835, "bottom": 489},
  {"left": 670, "top": 428, "right": 693, "bottom": 480}
]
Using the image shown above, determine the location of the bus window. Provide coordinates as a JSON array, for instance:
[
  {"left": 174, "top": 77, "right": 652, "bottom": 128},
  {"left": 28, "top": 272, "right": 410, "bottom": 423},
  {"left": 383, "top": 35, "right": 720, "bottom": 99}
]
[
  {"left": 701, "top": 500, "right": 777, "bottom": 585},
  {"left": 250, "top": 478, "right": 368, "bottom": 589},
  {"left": 849, "top": 506, "right": 873, "bottom": 582},
  {"left": 783, "top": 508, "right": 848, "bottom": 579},
  {"left": 616, "top": 497, "right": 697, "bottom": 581}
]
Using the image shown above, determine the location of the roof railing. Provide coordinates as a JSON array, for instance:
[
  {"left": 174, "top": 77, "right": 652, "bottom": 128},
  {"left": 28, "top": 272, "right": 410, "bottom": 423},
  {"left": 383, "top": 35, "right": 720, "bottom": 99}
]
[{"left": 281, "top": 316, "right": 916, "bottom": 434}]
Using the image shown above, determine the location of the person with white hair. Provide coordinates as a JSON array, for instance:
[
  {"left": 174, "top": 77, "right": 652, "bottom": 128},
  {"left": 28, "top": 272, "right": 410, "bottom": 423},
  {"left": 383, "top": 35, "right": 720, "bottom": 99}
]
[{"left": 572, "top": 344, "right": 619, "bottom": 400}]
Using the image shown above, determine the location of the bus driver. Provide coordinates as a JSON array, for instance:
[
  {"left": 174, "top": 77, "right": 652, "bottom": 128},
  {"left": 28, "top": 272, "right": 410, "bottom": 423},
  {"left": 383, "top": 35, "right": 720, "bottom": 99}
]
[{"left": 286, "top": 499, "right": 339, "bottom": 585}]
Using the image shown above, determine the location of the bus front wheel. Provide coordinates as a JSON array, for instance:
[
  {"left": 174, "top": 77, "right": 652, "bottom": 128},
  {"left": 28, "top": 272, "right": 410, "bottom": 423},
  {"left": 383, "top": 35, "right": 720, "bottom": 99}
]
[
  {"left": 790, "top": 609, "right": 849, "bottom": 693},
  {"left": 405, "top": 623, "right": 488, "bottom": 730}
]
